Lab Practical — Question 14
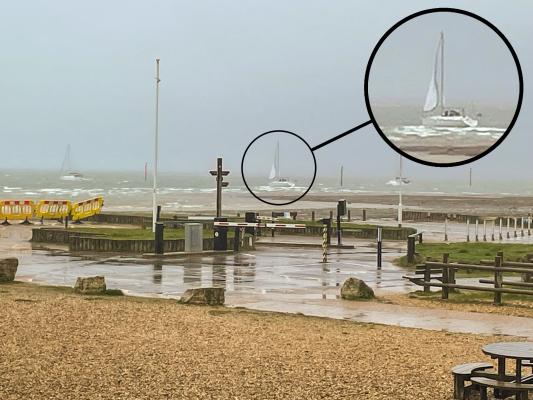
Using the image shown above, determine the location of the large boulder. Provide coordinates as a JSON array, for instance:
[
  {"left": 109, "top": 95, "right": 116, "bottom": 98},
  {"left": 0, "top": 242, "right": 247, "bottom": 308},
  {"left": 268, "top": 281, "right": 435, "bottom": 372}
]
[
  {"left": 340, "top": 277, "right": 375, "bottom": 300},
  {"left": 0, "top": 258, "right": 18, "bottom": 283},
  {"left": 180, "top": 287, "right": 225, "bottom": 306},
  {"left": 74, "top": 276, "right": 106, "bottom": 295}
]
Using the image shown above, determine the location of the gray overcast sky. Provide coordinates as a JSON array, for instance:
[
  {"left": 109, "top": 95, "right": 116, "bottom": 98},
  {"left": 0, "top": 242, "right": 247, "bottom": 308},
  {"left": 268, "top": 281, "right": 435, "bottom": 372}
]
[{"left": 0, "top": 0, "right": 531, "bottom": 182}]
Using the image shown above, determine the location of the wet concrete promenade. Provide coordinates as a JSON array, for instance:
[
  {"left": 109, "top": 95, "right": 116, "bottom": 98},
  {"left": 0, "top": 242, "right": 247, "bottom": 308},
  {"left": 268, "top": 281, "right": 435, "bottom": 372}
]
[{"left": 3, "top": 225, "right": 533, "bottom": 338}]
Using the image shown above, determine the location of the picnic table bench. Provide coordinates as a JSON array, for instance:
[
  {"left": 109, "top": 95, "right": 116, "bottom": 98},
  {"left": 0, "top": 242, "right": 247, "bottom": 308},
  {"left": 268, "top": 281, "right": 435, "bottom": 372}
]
[{"left": 452, "top": 342, "right": 533, "bottom": 400}]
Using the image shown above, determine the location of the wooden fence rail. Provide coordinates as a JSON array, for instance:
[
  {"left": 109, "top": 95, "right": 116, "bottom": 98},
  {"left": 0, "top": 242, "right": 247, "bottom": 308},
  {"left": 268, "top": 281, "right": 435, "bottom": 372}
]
[{"left": 404, "top": 251, "right": 533, "bottom": 305}]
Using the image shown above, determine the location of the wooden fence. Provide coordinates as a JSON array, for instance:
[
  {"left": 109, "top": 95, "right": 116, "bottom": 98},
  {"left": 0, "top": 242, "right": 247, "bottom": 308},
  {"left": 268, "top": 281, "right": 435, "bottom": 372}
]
[{"left": 404, "top": 251, "right": 533, "bottom": 305}]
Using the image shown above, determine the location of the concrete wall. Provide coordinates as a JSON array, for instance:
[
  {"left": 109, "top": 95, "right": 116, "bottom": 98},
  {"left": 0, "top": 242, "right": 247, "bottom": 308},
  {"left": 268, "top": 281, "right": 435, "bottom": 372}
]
[{"left": 32, "top": 228, "right": 254, "bottom": 253}]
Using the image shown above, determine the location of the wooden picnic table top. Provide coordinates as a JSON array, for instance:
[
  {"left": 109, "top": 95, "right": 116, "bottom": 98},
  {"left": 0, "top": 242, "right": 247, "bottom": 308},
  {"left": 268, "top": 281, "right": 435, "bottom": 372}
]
[{"left": 483, "top": 342, "right": 533, "bottom": 360}]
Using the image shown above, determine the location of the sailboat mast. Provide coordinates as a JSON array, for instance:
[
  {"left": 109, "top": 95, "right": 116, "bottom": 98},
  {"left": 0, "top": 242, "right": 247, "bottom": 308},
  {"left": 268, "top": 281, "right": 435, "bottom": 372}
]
[{"left": 439, "top": 31, "right": 445, "bottom": 114}]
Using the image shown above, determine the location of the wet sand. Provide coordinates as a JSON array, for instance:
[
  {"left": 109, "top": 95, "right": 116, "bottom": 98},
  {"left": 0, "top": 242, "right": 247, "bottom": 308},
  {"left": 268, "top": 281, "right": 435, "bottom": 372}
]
[
  {"left": 0, "top": 282, "right": 511, "bottom": 400},
  {"left": 267, "top": 192, "right": 533, "bottom": 217}
]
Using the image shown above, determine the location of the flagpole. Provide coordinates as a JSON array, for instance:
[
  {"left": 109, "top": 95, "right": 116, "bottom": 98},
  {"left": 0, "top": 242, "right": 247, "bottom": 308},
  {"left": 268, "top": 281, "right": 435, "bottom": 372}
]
[
  {"left": 398, "top": 156, "right": 403, "bottom": 228},
  {"left": 152, "top": 59, "right": 160, "bottom": 232}
]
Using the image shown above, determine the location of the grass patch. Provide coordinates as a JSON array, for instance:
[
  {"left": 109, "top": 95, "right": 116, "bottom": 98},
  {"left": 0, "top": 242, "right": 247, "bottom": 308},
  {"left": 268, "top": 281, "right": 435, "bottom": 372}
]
[
  {"left": 398, "top": 242, "right": 533, "bottom": 267},
  {"left": 67, "top": 227, "right": 241, "bottom": 241}
]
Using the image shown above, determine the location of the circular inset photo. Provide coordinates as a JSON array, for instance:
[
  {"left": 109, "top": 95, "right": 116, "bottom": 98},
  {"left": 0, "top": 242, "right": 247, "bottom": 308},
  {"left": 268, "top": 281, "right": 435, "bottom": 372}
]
[
  {"left": 365, "top": 8, "right": 522, "bottom": 167},
  {"left": 241, "top": 130, "right": 316, "bottom": 206}
]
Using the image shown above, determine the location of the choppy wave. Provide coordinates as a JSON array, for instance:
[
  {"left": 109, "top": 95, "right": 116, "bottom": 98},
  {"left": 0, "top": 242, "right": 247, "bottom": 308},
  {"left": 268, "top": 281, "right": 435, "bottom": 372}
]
[{"left": 384, "top": 125, "right": 506, "bottom": 140}]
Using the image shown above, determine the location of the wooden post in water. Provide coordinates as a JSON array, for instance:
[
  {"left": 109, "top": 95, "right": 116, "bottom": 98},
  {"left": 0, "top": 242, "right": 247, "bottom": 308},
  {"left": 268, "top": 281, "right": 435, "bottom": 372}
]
[{"left": 442, "top": 253, "right": 449, "bottom": 300}]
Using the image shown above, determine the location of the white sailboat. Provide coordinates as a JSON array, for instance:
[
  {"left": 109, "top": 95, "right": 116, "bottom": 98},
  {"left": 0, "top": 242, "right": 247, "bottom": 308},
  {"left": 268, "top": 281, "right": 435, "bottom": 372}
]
[
  {"left": 269, "top": 141, "right": 295, "bottom": 188},
  {"left": 60, "top": 144, "right": 85, "bottom": 181},
  {"left": 422, "top": 32, "right": 478, "bottom": 128}
]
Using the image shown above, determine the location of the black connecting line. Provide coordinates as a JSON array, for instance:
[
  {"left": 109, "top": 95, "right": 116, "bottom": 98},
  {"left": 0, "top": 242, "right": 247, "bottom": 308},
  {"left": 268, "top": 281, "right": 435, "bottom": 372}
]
[{"left": 311, "top": 120, "right": 372, "bottom": 152}]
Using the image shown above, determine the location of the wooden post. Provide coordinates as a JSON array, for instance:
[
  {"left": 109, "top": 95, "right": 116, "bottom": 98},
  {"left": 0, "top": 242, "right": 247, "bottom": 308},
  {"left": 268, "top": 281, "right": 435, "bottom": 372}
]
[
  {"left": 311, "top": 211, "right": 315, "bottom": 222},
  {"left": 444, "top": 218, "right": 448, "bottom": 241},
  {"left": 499, "top": 218, "right": 503, "bottom": 240},
  {"left": 377, "top": 227, "right": 382, "bottom": 270},
  {"left": 466, "top": 219, "right": 470, "bottom": 242},
  {"left": 322, "top": 225, "right": 328, "bottom": 263},
  {"left": 521, "top": 217, "right": 525, "bottom": 237},
  {"left": 424, "top": 263, "right": 431, "bottom": 293},
  {"left": 475, "top": 219, "right": 479, "bottom": 242},
  {"left": 491, "top": 220, "right": 495, "bottom": 241},
  {"left": 494, "top": 255, "right": 503, "bottom": 306},
  {"left": 528, "top": 216, "right": 531, "bottom": 236},
  {"left": 514, "top": 217, "right": 517, "bottom": 238},
  {"left": 483, "top": 220, "right": 487, "bottom": 241},
  {"left": 362, "top": 209, "right": 366, "bottom": 221},
  {"left": 442, "top": 253, "right": 449, "bottom": 300},
  {"left": 347, "top": 209, "right": 351, "bottom": 222}
]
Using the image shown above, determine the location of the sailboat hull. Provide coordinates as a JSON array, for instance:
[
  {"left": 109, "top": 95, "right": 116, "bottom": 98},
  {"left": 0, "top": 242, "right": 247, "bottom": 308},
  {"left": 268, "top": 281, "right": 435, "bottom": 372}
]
[{"left": 422, "top": 115, "right": 478, "bottom": 128}]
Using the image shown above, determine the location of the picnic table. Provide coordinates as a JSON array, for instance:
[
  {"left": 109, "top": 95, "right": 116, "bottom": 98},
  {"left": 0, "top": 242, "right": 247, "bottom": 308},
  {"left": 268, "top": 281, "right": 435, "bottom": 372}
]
[
  {"left": 452, "top": 342, "right": 533, "bottom": 400},
  {"left": 482, "top": 342, "right": 533, "bottom": 383}
]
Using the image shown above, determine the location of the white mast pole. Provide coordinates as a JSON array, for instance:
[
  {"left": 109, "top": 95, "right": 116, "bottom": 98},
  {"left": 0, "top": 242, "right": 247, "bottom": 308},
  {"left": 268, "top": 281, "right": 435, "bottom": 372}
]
[
  {"left": 440, "top": 31, "right": 444, "bottom": 114},
  {"left": 398, "top": 156, "right": 403, "bottom": 228},
  {"left": 152, "top": 59, "right": 161, "bottom": 232}
]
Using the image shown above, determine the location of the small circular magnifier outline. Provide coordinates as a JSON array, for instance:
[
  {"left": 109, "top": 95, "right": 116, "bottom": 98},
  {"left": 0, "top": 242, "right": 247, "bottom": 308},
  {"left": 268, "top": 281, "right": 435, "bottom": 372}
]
[
  {"left": 363, "top": 7, "right": 524, "bottom": 168},
  {"left": 241, "top": 130, "right": 317, "bottom": 206}
]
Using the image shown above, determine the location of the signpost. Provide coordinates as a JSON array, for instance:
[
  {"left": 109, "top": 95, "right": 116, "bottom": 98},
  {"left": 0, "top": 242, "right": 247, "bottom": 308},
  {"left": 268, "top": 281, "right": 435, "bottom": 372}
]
[{"left": 209, "top": 157, "right": 229, "bottom": 218}]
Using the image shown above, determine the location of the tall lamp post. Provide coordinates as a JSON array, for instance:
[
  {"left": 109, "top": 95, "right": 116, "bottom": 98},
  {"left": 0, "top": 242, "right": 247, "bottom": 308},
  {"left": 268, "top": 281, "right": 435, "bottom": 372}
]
[{"left": 152, "top": 58, "right": 161, "bottom": 232}]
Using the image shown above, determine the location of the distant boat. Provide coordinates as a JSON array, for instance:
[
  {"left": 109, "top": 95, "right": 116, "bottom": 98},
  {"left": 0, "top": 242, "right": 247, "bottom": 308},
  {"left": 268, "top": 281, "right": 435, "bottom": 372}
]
[
  {"left": 421, "top": 32, "right": 478, "bottom": 128},
  {"left": 60, "top": 144, "right": 85, "bottom": 181},
  {"left": 269, "top": 141, "right": 295, "bottom": 188}
]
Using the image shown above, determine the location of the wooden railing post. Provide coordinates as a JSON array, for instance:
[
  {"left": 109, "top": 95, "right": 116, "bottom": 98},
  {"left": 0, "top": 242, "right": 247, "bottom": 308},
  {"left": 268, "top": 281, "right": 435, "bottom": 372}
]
[
  {"left": 424, "top": 263, "right": 431, "bottom": 293},
  {"left": 442, "top": 253, "right": 449, "bottom": 299},
  {"left": 494, "top": 255, "right": 503, "bottom": 306}
]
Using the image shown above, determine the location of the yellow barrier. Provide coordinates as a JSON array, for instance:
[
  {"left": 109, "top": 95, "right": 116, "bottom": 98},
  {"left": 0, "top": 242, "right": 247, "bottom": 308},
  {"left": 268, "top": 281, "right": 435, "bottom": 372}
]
[
  {"left": 71, "top": 197, "right": 104, "bottom": 221},
  {"left": 0, "top": 200, "right": 35, "bottom": 225},
  {"left": 35, "top": 200, "right": 72, "bottom": 220}
]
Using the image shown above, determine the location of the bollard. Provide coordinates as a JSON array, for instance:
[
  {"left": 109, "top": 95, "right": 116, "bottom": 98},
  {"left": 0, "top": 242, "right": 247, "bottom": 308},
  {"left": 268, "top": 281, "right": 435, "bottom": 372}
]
[
  {"left": 322, "top": 225, "right": 328, "bottom": 263},
  {"left": 475, "top": 219, "right": 479, "bottom": 242},
  {"left": 154, "top": 222, "right": 164, "bottom": 254},
  {"left": 377, "top": 227, "right": 382, "bottom": 270},
  {"left": 233, "top": 227, "right": 240, "bottom": 252},
  {"left": 466, "top": 219, "right": 470, "bottom": 242},
  {"left": 507, "top": 217, "right": 510, "bottom": 239},
  {"left": 483, "top": 220, "right": 487, "bottom": 242},
  {"left": 444, "top": 218, "right": 448, "bottom": 241},
  {"left": 407, "top": 236, "right": 415, "bottom": 264}
]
